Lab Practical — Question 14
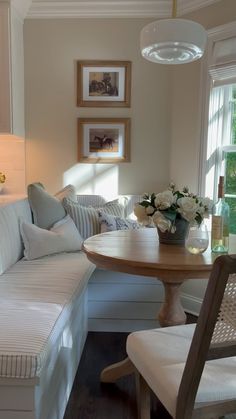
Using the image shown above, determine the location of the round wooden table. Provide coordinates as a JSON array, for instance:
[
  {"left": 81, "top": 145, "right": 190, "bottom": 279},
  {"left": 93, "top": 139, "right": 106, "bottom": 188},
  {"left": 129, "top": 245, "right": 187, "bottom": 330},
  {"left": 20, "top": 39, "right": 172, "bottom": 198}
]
[
  {"left": 82, "top": 228, "right": 227, "bottom": 383},
  {"left": 83, "top": 228, "right": 217, "bottom": 327}
]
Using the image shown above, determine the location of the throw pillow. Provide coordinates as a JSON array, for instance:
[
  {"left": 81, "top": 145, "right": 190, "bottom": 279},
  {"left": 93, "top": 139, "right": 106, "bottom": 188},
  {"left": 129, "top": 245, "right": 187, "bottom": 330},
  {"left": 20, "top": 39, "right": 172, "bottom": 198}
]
[
  {"left": 28, "top": 183, "right": 66, "bottom": 229},
  {"left": 62, "top": 198, "right": 125, "bottom": 239},
  {"left": 55, "top": 184, "right": 77, "bottom": 202},
  {"left": 77, "top": 195, "right": 107, "bottom": 207},
  {"left": 98, "top": 211, "right": 140, "bottom": 233},
  {"left": 20, "top": 215, "right": 83, "bottom": 260},
  {"left": 95, "top": 198, "right": 124, "bottom": 217}
]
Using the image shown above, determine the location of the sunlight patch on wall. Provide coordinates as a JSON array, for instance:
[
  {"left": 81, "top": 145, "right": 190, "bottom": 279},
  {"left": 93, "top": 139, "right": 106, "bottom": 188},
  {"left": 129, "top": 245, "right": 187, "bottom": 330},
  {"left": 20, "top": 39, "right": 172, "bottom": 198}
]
[
  {"left": 63, "top": 163, "right": 118, "bottom": 200},
  {"left": 0, "top": 134, "right": 26, "bottom": 195}
]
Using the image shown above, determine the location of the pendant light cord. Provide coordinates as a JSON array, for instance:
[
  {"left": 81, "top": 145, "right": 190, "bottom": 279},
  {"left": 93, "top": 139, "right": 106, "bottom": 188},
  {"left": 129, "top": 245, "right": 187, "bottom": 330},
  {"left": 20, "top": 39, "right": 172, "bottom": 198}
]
[{"left": 172, "top": 0, "right": 177, "bottom": 18}]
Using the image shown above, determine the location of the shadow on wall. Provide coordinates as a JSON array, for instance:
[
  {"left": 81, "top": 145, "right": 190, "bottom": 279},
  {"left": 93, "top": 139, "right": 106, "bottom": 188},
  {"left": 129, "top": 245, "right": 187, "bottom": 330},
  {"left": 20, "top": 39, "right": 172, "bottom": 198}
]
[{"left": 63, "top": 163, "right": 118, "bottom": 200}]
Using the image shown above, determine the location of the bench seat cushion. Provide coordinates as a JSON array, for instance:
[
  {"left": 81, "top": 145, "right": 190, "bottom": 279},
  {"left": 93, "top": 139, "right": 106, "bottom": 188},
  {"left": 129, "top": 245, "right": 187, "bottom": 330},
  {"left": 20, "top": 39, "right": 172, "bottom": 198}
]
[
  {"left": 0, "top": 199, "right": 32, "bottom": 275},
  {"left": 0, "top": 252, "right": 95, "bottom": 379}
]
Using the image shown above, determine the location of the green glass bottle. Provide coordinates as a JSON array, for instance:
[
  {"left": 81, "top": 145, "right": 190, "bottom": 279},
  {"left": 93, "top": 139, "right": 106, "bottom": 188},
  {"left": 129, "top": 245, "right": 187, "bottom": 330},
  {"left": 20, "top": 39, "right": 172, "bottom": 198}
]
[{"left": 211, "top": 176, "right": 230, "bottom": 253}]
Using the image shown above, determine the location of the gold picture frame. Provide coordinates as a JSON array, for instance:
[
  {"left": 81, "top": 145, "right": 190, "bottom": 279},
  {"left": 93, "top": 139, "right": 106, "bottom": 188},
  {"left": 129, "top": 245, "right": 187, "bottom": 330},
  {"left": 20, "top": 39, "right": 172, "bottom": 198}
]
[
  {"left": 78, "top": 117, "right": 131, "bottom": 163},
  {"left": 77, "top": 60, "right": 131, "bottom": 107}
]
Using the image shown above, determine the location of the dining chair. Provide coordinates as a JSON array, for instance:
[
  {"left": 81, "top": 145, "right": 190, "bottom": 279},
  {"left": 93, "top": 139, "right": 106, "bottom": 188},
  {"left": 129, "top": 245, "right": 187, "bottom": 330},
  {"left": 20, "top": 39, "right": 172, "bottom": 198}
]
[{"left": 126, "top": 254, "right": 236, "bottom": 419}]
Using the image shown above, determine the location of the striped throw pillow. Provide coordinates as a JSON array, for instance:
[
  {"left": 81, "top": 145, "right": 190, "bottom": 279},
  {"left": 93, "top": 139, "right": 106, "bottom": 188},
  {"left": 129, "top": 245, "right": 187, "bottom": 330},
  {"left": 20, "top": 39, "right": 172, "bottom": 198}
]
[
  {"left": 62, "top": 198, "right": 124, "bottom": 239},
  {"left": 55, "top": 184, "right": 77, "bottom": 202}
]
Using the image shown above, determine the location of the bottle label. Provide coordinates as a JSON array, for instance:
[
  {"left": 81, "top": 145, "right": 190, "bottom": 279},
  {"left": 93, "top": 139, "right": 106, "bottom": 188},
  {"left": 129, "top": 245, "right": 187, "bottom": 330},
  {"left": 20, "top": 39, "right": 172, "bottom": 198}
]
[{"left": 212, "top": 216, "right": 222, "bottom": 239}]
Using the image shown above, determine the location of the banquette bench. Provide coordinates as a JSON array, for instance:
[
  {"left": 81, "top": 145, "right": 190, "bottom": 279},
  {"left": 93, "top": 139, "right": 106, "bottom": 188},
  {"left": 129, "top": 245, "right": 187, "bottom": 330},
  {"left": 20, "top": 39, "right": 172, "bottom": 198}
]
[
  {"left": 0, "top": 185, "right": 164, "bottom": 419},
  {"left": 0, "top": 197, "right": 95, "bottom": 419}
]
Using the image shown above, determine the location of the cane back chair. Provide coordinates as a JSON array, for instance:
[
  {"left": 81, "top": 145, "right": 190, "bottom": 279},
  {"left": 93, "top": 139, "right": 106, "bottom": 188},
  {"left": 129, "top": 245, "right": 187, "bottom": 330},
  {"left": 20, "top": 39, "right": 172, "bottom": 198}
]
[{"left": 127, "top": 254, "right": 236, "bottom": 419}]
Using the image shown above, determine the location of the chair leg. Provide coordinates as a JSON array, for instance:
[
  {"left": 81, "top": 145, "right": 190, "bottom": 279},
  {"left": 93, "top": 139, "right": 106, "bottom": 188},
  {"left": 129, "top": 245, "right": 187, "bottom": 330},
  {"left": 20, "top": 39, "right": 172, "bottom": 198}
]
[{"left": 135, "top": 371, "right": 151, "bottom": 419}]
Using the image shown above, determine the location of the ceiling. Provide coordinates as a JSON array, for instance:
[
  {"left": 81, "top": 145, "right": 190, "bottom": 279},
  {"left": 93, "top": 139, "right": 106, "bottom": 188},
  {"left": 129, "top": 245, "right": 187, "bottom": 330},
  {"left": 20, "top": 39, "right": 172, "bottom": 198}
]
[{"left": 14, "top": 0, "right": 222, "bottom": 19}]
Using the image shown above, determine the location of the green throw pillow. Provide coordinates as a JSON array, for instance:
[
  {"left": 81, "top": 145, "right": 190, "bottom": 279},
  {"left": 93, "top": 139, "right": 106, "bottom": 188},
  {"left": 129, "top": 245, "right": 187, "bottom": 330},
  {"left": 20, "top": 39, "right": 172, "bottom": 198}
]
[{"left": 28, "top": 183, "right": 66, "bottom": 229}]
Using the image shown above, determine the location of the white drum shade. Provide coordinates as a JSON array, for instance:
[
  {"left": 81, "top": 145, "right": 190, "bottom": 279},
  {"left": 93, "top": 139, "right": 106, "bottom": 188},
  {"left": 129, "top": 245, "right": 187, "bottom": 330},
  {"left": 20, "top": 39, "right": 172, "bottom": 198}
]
[{"left": 140, "top": 19, "right": 207, "bottom": 64}]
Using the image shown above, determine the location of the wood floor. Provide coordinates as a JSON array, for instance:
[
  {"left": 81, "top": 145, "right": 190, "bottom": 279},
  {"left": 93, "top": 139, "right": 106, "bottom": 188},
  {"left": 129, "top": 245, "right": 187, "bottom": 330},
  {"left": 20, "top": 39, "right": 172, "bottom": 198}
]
[
  {"left": 64, "top": 324, "right": 198, "bottom": 419},
  {"left": 63, "top": 312, "right": 236, "bottom": 419}
]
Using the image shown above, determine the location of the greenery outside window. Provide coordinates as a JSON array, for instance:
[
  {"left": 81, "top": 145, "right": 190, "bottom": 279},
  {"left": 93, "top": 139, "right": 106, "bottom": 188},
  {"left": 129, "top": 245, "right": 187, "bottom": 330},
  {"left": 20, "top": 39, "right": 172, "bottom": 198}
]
[
  {"left": 225, "top": 154, "right": 236, "bottom": 233},
  {"left": 225, "top": 86, "right": 236, "bottom": 233}
]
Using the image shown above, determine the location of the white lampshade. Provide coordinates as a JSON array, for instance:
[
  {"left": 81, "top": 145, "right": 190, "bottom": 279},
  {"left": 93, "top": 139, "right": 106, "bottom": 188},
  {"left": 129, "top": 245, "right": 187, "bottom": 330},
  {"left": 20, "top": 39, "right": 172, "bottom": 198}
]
[{"left": 140, "top": 19, "right": 207, "bottom": 65}]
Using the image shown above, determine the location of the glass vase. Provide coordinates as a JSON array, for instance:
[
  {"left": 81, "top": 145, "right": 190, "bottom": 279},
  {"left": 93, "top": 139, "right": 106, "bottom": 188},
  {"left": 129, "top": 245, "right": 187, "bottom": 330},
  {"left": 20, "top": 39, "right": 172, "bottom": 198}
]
[{"left": 185, "top": 223, "right": 209, "bottom": 254}]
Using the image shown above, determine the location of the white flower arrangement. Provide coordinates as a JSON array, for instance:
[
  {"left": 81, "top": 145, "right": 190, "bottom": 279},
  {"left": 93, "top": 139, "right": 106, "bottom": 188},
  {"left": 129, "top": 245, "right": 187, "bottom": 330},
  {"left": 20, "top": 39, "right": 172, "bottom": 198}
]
[
  {"left": 134, "top": 183, "right": 213, "bottom": 233},
  {"left": 0, "top": 172, "right": 6, "bottom": 184}
]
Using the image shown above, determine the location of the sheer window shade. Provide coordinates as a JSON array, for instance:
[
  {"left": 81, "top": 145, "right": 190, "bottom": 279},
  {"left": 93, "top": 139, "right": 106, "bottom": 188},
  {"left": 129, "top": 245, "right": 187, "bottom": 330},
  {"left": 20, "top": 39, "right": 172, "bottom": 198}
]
[{"left": 209, "top": 36, "right": 236, "bottom": 86}]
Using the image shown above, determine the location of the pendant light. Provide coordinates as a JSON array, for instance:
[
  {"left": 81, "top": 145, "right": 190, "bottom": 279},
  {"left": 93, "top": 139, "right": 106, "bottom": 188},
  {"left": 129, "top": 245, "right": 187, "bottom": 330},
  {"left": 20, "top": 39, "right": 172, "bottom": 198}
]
[{"left": 140, "top": 0, "right": 207, "bottom": 65}]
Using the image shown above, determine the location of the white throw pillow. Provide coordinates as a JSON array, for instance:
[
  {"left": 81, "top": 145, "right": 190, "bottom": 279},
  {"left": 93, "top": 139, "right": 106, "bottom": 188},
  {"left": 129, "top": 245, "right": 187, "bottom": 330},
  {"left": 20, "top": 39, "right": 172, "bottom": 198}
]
[
  {"left": 20, "top": 215, "right": 83, "bottom": 260},
  {"left": 62, "top": 198, "right": 125, "bottom": 239},
  {"left": 98, "top": 211, "right": 140, "bottom": 233}
]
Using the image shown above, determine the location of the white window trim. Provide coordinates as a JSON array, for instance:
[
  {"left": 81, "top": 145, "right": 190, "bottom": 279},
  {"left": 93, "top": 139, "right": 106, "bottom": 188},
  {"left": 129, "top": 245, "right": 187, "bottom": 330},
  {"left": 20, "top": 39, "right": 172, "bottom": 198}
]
[{"left": 198, "top": 20, "right": 236, "bottom": 198}]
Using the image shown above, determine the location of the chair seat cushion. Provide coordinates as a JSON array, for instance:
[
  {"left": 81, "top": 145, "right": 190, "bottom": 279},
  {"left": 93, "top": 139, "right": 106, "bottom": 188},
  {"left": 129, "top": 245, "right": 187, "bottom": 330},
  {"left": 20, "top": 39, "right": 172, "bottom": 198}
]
[{"left": 127, "top": 324, "right": 236, "bottom": 417}]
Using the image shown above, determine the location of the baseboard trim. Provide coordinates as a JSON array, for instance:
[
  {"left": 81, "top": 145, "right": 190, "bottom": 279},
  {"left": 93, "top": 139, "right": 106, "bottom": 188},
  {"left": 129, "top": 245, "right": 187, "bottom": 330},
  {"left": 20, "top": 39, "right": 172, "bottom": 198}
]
[
  {"left": 88, "top": 318, "right": 160, "bottom": 332},
  {"left": 88, "top": 292, "right": 203, "bottom": 331},
  {"left": 181, "top": 292, "right": 203, "bottom": 316}
]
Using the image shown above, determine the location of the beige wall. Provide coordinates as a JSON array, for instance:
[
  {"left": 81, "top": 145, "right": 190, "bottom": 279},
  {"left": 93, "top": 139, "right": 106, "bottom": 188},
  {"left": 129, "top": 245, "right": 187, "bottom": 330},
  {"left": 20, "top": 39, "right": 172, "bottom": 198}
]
[
  {"left": 24, "top": 18, "right": 171, "bottom": 195},
  {"left": 23, "top": 3, "right": 236, "bottom": 310},
  {"left": 24, "top": 2, "right": 236, "bottom": 197}
]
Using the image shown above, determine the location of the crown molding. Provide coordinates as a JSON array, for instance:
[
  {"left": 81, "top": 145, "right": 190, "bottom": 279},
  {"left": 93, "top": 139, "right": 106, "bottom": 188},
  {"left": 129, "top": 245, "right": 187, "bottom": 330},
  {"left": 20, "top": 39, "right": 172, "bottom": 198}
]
[
  {"left": 27, "top": 1, "right": 169, "bottom": 18},
  {"left": 26, "top": 0, "right": 222, "bottom": 19},
  {"left": 11, "top": 0, "right": 32, "bottom": 19},
  {"left": 208, "top": 20, "right": 236, "bottom": 39},
  {"left": 177, "top": 0, "right": 222, "bottom": 15}
]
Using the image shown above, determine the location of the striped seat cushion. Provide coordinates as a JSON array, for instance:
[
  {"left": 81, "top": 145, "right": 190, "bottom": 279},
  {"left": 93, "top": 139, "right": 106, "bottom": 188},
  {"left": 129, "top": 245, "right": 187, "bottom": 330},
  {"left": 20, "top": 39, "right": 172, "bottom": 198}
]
[
  {"left": 0, "top": 252, "right": 95, "bottom": 379},
  {"left": 0, "top": 199, "right": 32, "bottom": 274}
]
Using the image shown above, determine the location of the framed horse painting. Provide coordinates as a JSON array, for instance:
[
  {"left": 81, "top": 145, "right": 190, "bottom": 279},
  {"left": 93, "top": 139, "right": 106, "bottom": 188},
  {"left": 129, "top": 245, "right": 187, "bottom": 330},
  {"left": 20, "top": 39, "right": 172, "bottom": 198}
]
[
  {"left": 78, "top": 118, "right": 131, "bottom": 163},
  {"left": 77, "top": 61, "right": 131, "bottom": 107}
]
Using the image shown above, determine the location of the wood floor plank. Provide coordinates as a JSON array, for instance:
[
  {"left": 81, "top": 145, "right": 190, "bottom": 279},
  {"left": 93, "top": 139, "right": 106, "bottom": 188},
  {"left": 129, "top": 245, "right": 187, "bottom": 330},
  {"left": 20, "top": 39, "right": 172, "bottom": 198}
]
[
  {"left": 64, "top": 314, "right": 197, "bottom": 419},
  {"left": 63, "top": 331, "right": 172, "bottom": 419}
]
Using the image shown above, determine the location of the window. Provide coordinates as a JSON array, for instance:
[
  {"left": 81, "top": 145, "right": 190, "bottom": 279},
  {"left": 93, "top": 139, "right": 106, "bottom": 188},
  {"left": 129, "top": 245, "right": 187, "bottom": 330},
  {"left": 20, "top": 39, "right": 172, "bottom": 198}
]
[
  {"left": 200, "top": 22, "right": 236, "bottom": 234},
  {"left": 225, "top": 86, "right": 236, "bottom": 233},
  {"left": 205, "top": 84, "right": 236, "bottom": 233}
]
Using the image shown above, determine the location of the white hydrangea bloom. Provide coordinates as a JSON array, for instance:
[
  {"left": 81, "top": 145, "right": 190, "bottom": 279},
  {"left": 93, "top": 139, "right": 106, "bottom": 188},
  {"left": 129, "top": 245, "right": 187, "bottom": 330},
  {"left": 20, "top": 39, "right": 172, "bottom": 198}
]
[
  {"left": 199, "top": 197, "right": 213, "bottom": 211},
  {"left": 154, "top": 190, "right": 174, "bottom": 210},
  {"left": 134, "top": 204, "right": 150, "bottom": 225},
  {"left": 146, "top": 205, "right": 155, "bottom": 215},
  {"left": 134, "top": 185, "right": 212, "bottom": 234},
  {"left": 177, "top": 197, "right": 199, "bottom": 222},
  {"left": 153, "top": 210, "right": 171, "bottom": 232}
]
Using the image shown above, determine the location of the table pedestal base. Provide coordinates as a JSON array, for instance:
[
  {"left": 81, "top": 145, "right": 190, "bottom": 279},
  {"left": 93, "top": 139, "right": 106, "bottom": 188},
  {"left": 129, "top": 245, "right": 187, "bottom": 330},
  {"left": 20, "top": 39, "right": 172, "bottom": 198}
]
[
  {"left": 100, "top": 357, "right": 134, "bottom": 383},
  {"left": 100, "top": 280, "right": 187, "bottom": 383},
  {"left": 158, "top": 282, "right": 187, "bottom": 327}
]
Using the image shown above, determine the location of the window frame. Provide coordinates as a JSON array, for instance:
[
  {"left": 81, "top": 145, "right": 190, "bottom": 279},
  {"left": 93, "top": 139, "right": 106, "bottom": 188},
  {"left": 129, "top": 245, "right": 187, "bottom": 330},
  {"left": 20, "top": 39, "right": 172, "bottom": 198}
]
[{"left": 199, "top": 21, "right": 236, "bottom": 199}]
